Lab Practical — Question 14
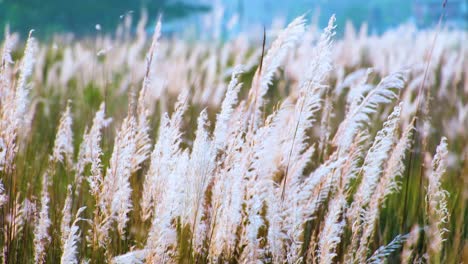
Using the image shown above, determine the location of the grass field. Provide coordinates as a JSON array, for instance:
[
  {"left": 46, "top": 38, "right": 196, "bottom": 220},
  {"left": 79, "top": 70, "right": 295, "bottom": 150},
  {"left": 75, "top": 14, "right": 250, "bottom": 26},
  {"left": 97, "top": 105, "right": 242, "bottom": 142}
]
[{"left": 0, "top": 13, "right": 466, "bottom": 264}]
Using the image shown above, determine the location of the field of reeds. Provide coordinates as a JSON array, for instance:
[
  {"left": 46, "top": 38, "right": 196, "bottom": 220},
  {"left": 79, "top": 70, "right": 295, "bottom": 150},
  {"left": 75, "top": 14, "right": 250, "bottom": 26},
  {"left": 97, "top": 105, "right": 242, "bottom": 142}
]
[{"left": 0, "top": 13, "right": 466, "bottom": 264}]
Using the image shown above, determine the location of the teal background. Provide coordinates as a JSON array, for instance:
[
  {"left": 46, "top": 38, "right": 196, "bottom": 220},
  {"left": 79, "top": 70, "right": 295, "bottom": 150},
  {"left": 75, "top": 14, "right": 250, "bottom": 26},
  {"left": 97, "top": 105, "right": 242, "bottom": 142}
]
[{"left": 0, "top": 0, "right": 466, "bottom": 39}]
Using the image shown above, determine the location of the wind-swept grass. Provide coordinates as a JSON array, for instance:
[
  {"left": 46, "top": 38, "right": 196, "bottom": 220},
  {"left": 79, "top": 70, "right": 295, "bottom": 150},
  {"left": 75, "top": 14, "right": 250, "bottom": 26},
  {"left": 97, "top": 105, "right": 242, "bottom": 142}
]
[{"left": 0, "top": 11, "right": 466, "bottom": 264}]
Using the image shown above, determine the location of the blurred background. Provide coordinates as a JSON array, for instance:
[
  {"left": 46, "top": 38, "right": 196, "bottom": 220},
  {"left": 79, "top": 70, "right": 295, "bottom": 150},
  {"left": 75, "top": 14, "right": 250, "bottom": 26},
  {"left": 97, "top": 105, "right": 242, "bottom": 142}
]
[{"left": 0, "top": 0, "right": 466, "bottom": 39}]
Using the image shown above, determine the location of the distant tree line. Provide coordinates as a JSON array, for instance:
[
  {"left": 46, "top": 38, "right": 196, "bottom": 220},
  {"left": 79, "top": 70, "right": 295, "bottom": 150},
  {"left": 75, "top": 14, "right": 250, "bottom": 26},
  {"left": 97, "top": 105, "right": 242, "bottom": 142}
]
[{"left": 0, "top": 0, "right": 210, "bottom": 38}]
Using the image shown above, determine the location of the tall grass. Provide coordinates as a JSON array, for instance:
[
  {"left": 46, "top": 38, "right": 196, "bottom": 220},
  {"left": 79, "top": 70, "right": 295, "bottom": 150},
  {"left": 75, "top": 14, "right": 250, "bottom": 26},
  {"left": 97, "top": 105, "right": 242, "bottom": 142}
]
[{"left": 0, "top": 12, "right": 466, "bottom": 264}]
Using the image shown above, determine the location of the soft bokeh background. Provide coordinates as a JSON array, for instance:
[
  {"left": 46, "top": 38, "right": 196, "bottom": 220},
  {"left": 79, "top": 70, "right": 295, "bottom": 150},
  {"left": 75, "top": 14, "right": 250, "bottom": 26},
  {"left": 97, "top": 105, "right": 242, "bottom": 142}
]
[{"left": 0, "top": 0, "right": 467, "bottom": 39}]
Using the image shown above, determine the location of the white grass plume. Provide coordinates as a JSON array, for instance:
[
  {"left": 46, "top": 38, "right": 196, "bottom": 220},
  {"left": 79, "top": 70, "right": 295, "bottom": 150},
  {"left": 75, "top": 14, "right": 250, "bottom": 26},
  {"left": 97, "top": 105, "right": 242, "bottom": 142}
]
[
  {"left": 367, "top": 234, "right": 409, "bottom": 264},
  {"left": 213, "top": 65, "right": 243, "bottom": 150},
  {"left": 132, "top": 85, "right": 152, "bottom": 173},
  {"left": 0, "top": 32, "right": 15, "bottom": 97},
  {"left": 130, "top": 18, "right": 162, "bottom": 173},
  {"left": 145, "top": 151, "right": 189, "bottom": 262},
  {"left": 346, "top": 69, "right": 374, "bottom": 113},
  {"left": 141, "top": 91, "right": 188, "bottom": 220},
  {"left": 340, "top": 131, "right": 370, "bottom": 190},
  {"left": 0, "top": 180, "right": 6, "bottom": 208},
  {"left": 12, "top": 196, "right": 36, "bottom": 241},
  {"left": 297, "top": 14, "right": 335, "bottom": 90},
  {"left": 349, "top": 103, "right": 402, "bottom": 221},
  {"left": 143, "top": 92, "right": 190, "bottom": 260},
  {"left": 0, "top": 33, "right": 14, "bottom": 67},
  {"left": 346, "top": 104, "right": 402, "bottom": 262},
  {"left": 61, "top": 207, "right": 87, "bottom": 264},
  {"left": 248, "top": 15, "right": 305, "bottom": 129},
  {"left": 0, "top": 32, "right": 36, "bottom": 172},
  {"left": 377, "top": 121, "right": 414, "bottom": 200},
  {"left": 357, "top": 120, "right": 414, "bottom": 261},
  {"left": 184, "top": 109, "right": 215, "bottom": 250},
  {"left": 77, "top": 102, "right": 111, "bottom": 194},
  {"left": 52, "top": 101, "right": 74, "bottom": 165},
  {"left": 209, "top": 127, "right": 248, "bottom": 259},
  {"left": 283, "top": 154, "right": 344, "bottom": 262},
  {"left": 112, "top": 250, "right": 148, "bottom": 264},
  {"left": 103, "top": 115, "right": 136, "bottom": 237},
  {"left": 426, "top": 137, "right": 450, "bottom": 259},
  {"left": 334, "top": 70, "right": 407, "bottom": 151},
  {"left": 278, "top": 16, "right": 336, "bottom": 209},
  {"left": 61, "top": 185, "right": 73, "bottom": 249},
  {"left": 13, "top": 31, "right": 36, "bottom": 123},
  {"left": 317, "top": 192, "right": 346, "bottom": 264},
  {"left": 34, "top": 174, "right": 51, "bottom": 264}
]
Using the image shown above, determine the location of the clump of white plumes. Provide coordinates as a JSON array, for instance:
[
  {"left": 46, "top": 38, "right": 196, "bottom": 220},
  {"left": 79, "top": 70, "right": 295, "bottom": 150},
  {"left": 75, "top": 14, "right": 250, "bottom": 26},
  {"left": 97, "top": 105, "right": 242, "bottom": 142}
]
[
  {"left": 147, "top": 152, "right": 189, "bottom": 261},
  {"left": 141, "top": 91, "right": 188, "bottom": 221},
  {"left": 144, "top": 92, "right": 189, "bottom": 261},
  {"left": 228, "top": 15, "right": 338, "bottom": 262},
  {"left": 356, "top": 108, "right": 414, "bottom": 262},
  {"left": 52, "top": 101, "right": 74, "bottom": 166},
  {"left": 345, "top": 104, "right": 402, "bottom": 262},
  {"left": 77, "top": 103, "right": 113, "bottom": 249},
  {"left": 282, "top": 14, "right": 336, "bottom": 191},
  {"left": 209, "top": 128, "right": 248, "bottom": 259},
  {"left": 183, "top": 109, "right": 215, "bottom": 250},
  {"left": 284, "top": 155, "right": 344, "bottom": 262},
  {"left": 141, "top": 92, "right": 189, "bottom": 262},
  {"left": 351, "top": 103, "right": 402, "bottom": 216},
  {"left": 140, "top": 114, "right": 172, "bottom": 221}
]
